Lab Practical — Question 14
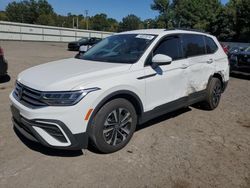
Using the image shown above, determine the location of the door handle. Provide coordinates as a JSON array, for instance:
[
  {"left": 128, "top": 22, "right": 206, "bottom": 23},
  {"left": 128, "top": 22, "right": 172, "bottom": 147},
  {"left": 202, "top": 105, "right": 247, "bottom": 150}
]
[
  {"left": 207, "top": 59, "right": 214, "bottom": 64},
  {"left": 180, "top": 64, "right": 188, "bottom": 69}
]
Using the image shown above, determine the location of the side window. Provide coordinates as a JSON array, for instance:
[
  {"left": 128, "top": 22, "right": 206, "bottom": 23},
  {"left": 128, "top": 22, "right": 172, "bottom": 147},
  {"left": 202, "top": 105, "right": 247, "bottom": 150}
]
[
  {"left": 205, "top": 36, "right": 218, "bottom": 54},
  {"left": 153, "top": 36, "right": 183, "bottom": 61},
  {"left": 182, "top": 34, "right": 206, "bottom": 57}
]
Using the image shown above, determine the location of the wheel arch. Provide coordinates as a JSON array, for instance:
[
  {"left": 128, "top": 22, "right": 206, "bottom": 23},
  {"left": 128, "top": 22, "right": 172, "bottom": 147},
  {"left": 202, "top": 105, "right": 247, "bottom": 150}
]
[
  {"left": 213, "top": 72, "right": 224, "bottom": 84},
  {"left": 208, "top": 72, "right": 227, "bottom": 92},
  {"left": 86, "top": 90, "right": 144, "bottom": 139}
]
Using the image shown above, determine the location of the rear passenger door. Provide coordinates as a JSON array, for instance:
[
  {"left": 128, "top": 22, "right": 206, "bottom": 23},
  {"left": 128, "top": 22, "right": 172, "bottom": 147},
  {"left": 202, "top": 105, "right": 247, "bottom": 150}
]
[{"left": 182, "top": 34, "right": 216, "bottom": 95}]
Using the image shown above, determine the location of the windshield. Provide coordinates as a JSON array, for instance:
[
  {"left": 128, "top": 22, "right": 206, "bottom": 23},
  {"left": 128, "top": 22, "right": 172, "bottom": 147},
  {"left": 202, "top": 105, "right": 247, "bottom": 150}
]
[
  {"left": 79, "top": 34, "right": 156, "bottom": 64},
  {"left": 78, "top": 37, "right": 88, "bottom": 42}
]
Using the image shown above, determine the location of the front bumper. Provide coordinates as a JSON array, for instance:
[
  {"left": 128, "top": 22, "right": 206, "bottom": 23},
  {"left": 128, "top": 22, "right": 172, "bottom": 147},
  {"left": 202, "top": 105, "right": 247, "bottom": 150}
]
[
  {"left": 9, "top": 92, "right": 94, "bottom": 150},
  {"left": 12, "top": 114, "right": 88, "bottom": 150}
]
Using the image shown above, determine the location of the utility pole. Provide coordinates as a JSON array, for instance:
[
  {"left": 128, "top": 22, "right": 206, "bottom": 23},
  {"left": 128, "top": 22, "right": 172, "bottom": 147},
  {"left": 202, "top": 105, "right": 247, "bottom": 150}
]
[
  {"left": 76, "top": 16, "right": 79, "bottom": 29},
  {"left": 85, "top": 10, "right": 89, "bottom": 30},
  {"left": 72, "top": 17, "right": 79, "bottom": 29},
  {"left": 21, "top": 14, "right": 24, "bottom": 23}
]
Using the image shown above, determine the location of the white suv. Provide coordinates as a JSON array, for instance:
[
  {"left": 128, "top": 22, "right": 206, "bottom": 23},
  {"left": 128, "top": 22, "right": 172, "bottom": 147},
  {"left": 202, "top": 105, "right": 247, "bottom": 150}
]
[{"left": 10, "top": 29, "right": 229, "bottom": 153}]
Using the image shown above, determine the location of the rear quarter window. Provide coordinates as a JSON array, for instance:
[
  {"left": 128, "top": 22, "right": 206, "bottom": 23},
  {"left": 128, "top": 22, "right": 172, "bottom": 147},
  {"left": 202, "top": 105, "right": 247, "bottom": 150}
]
[{"left": 205, "top": 36, "right": 218, "bottom": 54}]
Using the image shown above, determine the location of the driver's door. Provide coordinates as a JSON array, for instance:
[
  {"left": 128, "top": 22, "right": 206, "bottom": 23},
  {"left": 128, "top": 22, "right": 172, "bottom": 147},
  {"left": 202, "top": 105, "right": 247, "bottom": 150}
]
[{"left": 144, "top": 35, "right": 189, "bottom": 111}]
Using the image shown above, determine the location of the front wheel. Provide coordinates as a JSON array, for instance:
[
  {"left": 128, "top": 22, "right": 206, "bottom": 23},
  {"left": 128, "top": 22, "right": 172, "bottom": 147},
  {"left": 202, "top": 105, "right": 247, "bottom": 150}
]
[{"left": 90, "top": 98, "right": 137, "bottom": 153}]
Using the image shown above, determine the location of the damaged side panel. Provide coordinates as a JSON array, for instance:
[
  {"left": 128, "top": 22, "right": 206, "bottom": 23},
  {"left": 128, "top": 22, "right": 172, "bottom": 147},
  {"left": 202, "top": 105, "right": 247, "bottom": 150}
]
[{"left": 186, "top": 55, "right": 216, "bottom": 95}]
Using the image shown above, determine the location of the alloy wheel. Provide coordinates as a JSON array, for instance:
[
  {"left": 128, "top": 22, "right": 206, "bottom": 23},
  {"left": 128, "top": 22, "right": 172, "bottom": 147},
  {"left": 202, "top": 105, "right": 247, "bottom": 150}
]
[
  {"left": 103, "top": 108, "right": 132, "bottom": 146},
  {"left": 212, "top": 83, "right": 222, "bottom": 107}
]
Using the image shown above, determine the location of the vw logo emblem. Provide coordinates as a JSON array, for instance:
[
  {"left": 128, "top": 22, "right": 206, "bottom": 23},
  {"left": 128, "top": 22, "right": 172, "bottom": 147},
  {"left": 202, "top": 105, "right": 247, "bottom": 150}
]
[{"left": 18, "top": 86, "right": 23, "bottom": 100}]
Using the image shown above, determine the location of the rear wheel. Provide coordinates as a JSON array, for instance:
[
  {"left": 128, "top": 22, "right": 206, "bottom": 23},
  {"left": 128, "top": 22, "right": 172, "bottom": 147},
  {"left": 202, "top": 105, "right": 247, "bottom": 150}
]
[
  {"left": 90, "top": 98, "right": 137, "bottom": 153},
  {"left": 202, "top": 77, "right": 222, "bottom": 110}
]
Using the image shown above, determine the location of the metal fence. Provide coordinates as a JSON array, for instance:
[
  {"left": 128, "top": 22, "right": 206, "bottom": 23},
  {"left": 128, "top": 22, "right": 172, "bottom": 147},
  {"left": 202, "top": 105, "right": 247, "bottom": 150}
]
[{"left": 0, "top": 21, "right": 114, "bottom": 42}]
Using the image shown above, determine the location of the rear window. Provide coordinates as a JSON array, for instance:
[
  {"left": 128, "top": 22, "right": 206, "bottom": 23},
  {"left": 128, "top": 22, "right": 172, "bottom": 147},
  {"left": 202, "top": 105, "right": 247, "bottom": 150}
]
[
  {"left": 182, "top": 34, "right": 206, "bottom": 57},
  {"left": 205, "top": 37, "right": 218, "bottom": 54}
]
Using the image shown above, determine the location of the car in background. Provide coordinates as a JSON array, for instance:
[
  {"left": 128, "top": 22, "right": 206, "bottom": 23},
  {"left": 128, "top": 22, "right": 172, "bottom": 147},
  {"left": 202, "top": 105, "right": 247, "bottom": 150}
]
[
  {"left": 229, "top": 46, "right": 241, "bottom": 54},
  {"left": 228, "top": 46, "right": 246, "bottom": 58},
  {"left": 0, "top": 46, "right": 8, "bottom": 78},
  {"left": 230, "top": 46, "right": 250, "bottom": 74},
  {"left": 68, "top": 37, "right": 102, "bottom": 51}
]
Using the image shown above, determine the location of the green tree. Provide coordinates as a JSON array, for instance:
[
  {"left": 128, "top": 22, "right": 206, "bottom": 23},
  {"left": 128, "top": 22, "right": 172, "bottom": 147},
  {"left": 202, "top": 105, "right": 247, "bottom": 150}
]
[
  {"left": 37, "top": 0, "right": 54, "bottom": 15},
  {"left": 119, "top": 14, "right": 142, "bottom": 31},
  {"left": 172, "top": 0, "right": 222, "bottom": 31},
  {"left": 37, "top": 13, "right": 56, "bottom": 25},
  {"left": 5, "top": 0, "right": 55, "bottom": 25},
  {"left": 0, "top": 11, "right": 7, "bottom": 21},
  {"left": 90, "top": 14, "right": 109, "bottom": 31},
  {"left": 151, "top": 0, "right": 171, "bottom": 28},
  {"left": 237, "top": 0, "right": 250, "bottom": 42},
  {"left": 213, "top": 5, "right": 235, "bottom": 41},
  {"left": 213, "top": 0, "right": 250, "bottom": 42},
  {"left": 5, "top": 1, "right": 27, "bottom": 23},
  {"left": 143, "top": 19, "right": 157, "bottom": 29},
  {"left": 107, "top": 18, "right": 119, "bottom": 32},
  {"left": 226, "top": 0, "right": 250, "bottom": 42}
]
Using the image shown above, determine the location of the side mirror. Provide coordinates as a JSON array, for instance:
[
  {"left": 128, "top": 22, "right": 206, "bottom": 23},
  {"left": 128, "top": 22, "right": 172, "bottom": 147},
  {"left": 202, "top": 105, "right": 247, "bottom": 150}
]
[{"left": 152, "top": 54, "right": 172, "bottom": 66}]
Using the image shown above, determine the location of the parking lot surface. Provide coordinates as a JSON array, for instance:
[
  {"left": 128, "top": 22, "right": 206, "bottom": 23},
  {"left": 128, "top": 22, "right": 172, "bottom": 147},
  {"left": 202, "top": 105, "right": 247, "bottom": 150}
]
[{"left": 0, "top": 41, "right": 250, "bottom": 188}]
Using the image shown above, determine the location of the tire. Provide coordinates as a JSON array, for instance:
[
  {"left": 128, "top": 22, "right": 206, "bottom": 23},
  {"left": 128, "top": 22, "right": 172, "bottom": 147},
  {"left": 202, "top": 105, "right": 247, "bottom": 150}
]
[
  {"left": 90, "top": 98, "right": 137, "bottom": 153},
  {"left": 202, "top": 77, "right": 222, "bottom": 110},
  {"left": 0, "top": 61, "right": 8, "bottom": 76}
]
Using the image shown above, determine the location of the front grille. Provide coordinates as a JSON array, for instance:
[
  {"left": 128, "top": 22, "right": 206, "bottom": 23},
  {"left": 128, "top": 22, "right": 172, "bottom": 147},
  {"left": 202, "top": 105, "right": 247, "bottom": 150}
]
[{"left": 13, "top": 81, "right": 47, "bottom": 108}]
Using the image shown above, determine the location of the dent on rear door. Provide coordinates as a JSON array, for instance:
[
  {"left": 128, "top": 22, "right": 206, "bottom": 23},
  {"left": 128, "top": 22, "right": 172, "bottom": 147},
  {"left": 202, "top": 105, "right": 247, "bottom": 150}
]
[{"left": 187, "top": 55, "right": 215, "bottom": 95}]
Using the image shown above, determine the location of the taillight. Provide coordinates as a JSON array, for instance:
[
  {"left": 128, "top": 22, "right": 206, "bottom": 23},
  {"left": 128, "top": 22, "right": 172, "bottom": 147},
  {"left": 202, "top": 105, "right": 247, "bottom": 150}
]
[
  {"left": 224, "top": 47, "right": 229, "bottom": 54},
  {"left": 220, "top": 43, "right": 229, "bottom": 54},
  {"left": 0, "top": 47, "right": 3, "bottom": 56}
]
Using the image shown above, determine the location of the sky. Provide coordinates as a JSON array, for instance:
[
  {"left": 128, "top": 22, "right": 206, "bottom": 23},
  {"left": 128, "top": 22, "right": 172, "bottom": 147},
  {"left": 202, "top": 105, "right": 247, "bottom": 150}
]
[{"left": 0, "top": 0, "right": 229, "bottom": 21}]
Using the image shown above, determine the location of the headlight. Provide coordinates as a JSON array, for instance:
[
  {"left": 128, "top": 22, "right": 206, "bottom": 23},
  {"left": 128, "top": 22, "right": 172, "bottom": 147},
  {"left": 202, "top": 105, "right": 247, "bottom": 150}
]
[{"left": 41, "top": 88, "right": 100, "bottom": 106}]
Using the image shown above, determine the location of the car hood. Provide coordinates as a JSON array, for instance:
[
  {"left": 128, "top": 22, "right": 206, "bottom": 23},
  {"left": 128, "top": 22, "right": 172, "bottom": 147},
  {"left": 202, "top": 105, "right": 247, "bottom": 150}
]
[{"left": 18, "top": 58, "right": 132, "bottom": 91}]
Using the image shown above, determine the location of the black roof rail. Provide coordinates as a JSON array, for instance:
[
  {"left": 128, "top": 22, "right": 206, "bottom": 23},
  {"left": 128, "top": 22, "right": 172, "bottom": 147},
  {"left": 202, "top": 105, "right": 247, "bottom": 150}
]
[{"left": 165, "top": 28, "right": 208, "bottom": 34}]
